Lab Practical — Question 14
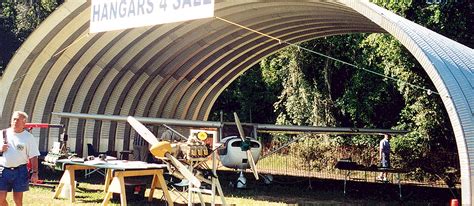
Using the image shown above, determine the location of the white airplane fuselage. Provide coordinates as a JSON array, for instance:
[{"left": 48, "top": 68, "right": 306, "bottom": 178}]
[{"left": 218, "top": 136, "right": 262, "bottom": 169}]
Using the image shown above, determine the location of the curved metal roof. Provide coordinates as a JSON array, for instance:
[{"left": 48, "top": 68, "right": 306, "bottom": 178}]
[{"left": 0, "top": 0, "right": 472, "bottom": 203}]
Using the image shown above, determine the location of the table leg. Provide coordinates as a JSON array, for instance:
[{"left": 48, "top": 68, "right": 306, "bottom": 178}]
[
  {"left": 148, "top": 174, "right": 158, "bottom": 202},
  {"left": 53, "top": 176, "right": 65, "bottom": 199},
  {"left": 102, "top": 173, "right": 127, "bottom": 206},
  {"left": 53, "top": 168, "right": 76, "bottom": 203},
  {"left": 150, "top": 173, "right": 173, "bottom": 206},
  {"left": 118, "top": 174, "right": 127, "bottom": 206},
  {"left": 343, "top": 171, "right": 350, "bottom": 196},
  {"left": 101, "top": 192, "right": 112, "bottom": 206},
  {"left": 104, "top": 169, "right": 112, "bottom": 192},
  {"left": 69, "top": 169, "right": 76, "bottom": 202},
  {"left": 158, "top": 173, "right": 173, "bottom": 206},
  {"left": 397, "top": 173, "right": 402, "bottom": 200}
]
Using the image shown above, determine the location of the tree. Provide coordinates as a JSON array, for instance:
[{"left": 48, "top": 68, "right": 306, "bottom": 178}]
[
  {"left": 371, "top": 1, "right": 465, "bottom": 183},
  {"left": 209, "top": 65, "right": 279, "bottom": 124},
  {"left": 0, "top": 0, "right": 62, "bottom": 74},
  {"left": 252, "top": 1, "right": 468, "bottom": 183}
]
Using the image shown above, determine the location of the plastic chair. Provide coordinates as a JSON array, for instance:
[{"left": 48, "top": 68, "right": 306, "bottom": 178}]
[
  {"left": 87, "top": 143, "right": 107, "bottom": 157},
  {"left": 119, "top": 150, "right": 133, "bottom": 160}
]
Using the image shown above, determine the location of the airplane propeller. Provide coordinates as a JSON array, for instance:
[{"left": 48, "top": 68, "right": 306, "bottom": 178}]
[
  {"left": 233, "top": 112, "right": 259, "bottom": 180},
  {"left": 127, "top": 116, "right": 201, "bottom": 187}
]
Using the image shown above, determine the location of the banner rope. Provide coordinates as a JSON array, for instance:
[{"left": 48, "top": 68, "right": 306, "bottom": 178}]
[{"left": 215, "top": 16, "right": 442, "bottom": 97}]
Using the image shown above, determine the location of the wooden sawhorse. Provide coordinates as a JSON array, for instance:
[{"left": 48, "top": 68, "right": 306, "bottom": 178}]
[
  {"left": 102, "top": 168, "right": 173, "bottom": 206},
  {"left": 53, "top": 164, "right": 96, "bottom": 203},
  {"left": 53, "top": 164, "right": 173, "bottom": 206}
]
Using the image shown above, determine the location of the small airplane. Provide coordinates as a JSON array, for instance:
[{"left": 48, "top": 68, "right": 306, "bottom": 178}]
[
  {"left": 217, "top": 113, "right": 261, "bottom": 188},
  {"left": 52, "top": 112, "right": 408, "bottom": 190}
]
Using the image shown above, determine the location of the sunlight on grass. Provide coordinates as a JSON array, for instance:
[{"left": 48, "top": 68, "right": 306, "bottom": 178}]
[
  {"left": 6, "top": 182, "right": 288, "bottom": 206},
  {"left": 258, "top": 154, "right": 294, "bottom": 169},
  {"left": 5, "top": 154, "right": 450, "bottom": 206}
]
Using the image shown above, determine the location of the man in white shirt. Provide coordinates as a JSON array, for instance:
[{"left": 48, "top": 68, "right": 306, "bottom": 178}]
[{"left": 0, "top": 111, "right": 40, "bottom": 206}]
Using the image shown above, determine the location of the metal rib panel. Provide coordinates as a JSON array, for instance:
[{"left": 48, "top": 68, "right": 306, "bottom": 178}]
[
  {"left": 0, "top": 0, "right": 472, "bottom": 203},
  {"left": 344, "top": 1, "right": 474, "bottom": 203}
]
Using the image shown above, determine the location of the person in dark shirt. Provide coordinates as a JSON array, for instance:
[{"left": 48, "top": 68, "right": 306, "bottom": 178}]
[
  {"left": 132, "top": 131, "right": 149, "bottom": 162},
  {"left": 377, "top": 134, "right": 391, "bottom": 181}
]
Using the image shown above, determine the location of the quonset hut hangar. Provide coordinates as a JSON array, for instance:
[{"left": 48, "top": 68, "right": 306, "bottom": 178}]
[{"left": 0, "top": 0, "right": 472, "bottom": 203}]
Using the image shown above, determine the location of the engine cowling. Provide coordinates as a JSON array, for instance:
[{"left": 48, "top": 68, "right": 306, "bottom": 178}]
[{"left": 218, "top": 136, "right": 262, "bottom": 169}]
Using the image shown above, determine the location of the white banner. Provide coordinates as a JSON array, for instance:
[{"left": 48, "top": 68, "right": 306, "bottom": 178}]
[{"left": 90, "top": 0, "right": 214, "bottom": 33}]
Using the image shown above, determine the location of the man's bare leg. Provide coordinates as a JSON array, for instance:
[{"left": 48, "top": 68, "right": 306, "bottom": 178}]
[
  {"left": 0, "top": 191, "right": 8, "bottom": 206},
  {"left": 12, "top": 192, "right": 22, "bottom": 206}
]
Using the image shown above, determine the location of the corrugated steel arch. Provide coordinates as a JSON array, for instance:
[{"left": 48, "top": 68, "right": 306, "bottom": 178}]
[
  {"left": 344, "top": 2, "right": 474, "bottom": 203},
  {"left": 0, "top": 0, "right": 472, "bottom": 203}
]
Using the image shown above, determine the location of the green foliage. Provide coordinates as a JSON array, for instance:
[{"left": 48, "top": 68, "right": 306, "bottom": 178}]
[
  {"left": 0, "top": 0, "right": 61, "bottom": 74},
  {"left": 290, "top": 135, "right": 382, "bottom": 172},
  {"left": 256, "top": 0, "right": 466, "bottom": 184},
  {"left": 259, "top": 34, "right": 407, "bottom": 131},
  {"left": 290, "top": 135, "right": 337, "bottom": 171},
  {"left": 41, "top": 0, "right": 61, "bottom": 13},
  {"left": 0, "top": 1, "right": 20, "bottom": 72},
  {"left": 358, "top": 31, "right": 457, "bottom": 182},
  {"left": 272, "top": 46, "right": 327, "bottom": 126},
  {"left": 336, "top": 34, "right": 405, "bottom": 129},
  {"left": 408, "top": 1, "right": 474, "bottom": 48},
  {"left": 261, "top": 35, "right": 372, "bottom": 128},
  {"left": 209, "top": 65, "right": 279, "bottom": 124}
]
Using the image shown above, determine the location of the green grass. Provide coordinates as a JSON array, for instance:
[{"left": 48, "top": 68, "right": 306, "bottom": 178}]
[
  {"left": 6, "top": 174, "right": 454, "bottom": 206},
  {"left": 5, "top": 165, "right": 455, "bottom": 206},
  {"left": 7, "top": 182, "right": 288, "bottom": 206}
]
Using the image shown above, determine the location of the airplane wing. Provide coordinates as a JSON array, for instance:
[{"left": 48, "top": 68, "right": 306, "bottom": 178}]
[{"left": 52, "top": 112, "right": 409, "bottom": 135}]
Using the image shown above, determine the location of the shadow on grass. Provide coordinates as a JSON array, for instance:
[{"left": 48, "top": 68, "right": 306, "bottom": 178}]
[
  {"left": 76, "top": 187, "right": 103, "bottom": 193},
  {"left": 215, "top": 170, "right": 458, "bottom": 205},
  {"left": 37, "top": 164, "right": 459, "bottom": 205}
]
